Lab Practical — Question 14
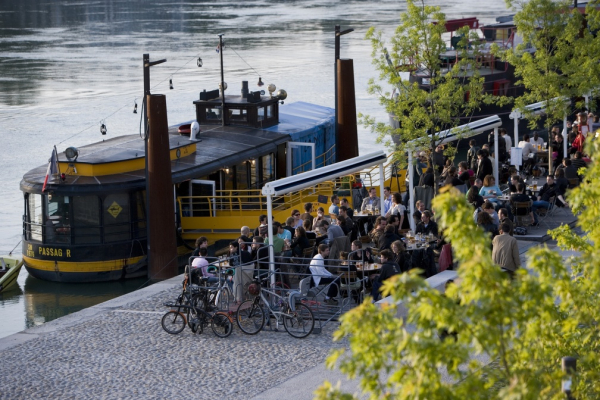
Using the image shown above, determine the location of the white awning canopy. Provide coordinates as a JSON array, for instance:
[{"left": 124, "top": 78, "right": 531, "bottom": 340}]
[
  {"left": 430, "top": 115, "right": 503, "bottom": 147},
  {"left": 262, "top": 150, "right": 388, "bottom": 196}
]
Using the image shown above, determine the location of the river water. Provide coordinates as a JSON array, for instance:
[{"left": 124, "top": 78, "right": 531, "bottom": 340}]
[{"left": 0, "top": 0, "right": 510, "bottom": 339}]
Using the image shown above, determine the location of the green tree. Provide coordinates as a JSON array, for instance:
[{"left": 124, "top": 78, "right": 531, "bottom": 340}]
[
  {"left": 361, "top": 0, "right": 501, "bottom": 185},
  {"left": 498, "top": 0, "right": 600, "bottom": 170},
  {"left": 315, "top": 139, "right": 600, "bottom": 398}
]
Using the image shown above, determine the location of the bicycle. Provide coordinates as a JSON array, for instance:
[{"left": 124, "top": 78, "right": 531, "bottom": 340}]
[
  {"left": 236, "top": 274, "right": 315, "bottom": 338},
  {"left": 162, "top": 274, "right": 233, "bottom": 338}
]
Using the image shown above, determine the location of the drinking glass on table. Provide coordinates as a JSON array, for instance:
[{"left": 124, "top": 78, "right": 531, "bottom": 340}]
[{"left": 532, "top": 180, "right": 538, "bottom": 191}]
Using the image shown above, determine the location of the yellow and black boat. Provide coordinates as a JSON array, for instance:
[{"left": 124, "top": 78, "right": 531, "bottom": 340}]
[{"left": 20, "top": 86, "right": 338, "bottom": 282}]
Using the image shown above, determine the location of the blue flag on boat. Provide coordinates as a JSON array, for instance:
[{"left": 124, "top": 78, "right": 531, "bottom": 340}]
[{"left": 42, "top": 146, "right": 59, "bottom": 192}]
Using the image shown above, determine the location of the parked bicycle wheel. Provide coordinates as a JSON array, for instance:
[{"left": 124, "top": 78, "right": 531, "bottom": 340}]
[
  {"left": 215, "top": 286, "right": 231, "bottom": 311},
  {"left": 236, "top": 299, "right": 266, "bottom": 335},
  {"left": 283, "top": 303, "right": 314, "bottom": 339},
  {"left": 211, "top": 313, "right": 233, "bottom": 338},
  {"left": 161, "top": 311, "right": 186, "bottom": 334}
]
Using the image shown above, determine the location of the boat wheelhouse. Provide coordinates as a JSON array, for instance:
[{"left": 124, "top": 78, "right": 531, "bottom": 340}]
[{"left": 21, "top": 90, "right": 336, "bottom": 283}]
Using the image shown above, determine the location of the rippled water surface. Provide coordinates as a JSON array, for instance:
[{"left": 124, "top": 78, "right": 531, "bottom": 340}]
[{"left": 0, "top": 0, "right": 510, "bottom": 339}]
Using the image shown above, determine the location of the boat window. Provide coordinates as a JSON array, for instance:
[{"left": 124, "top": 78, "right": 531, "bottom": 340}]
[
  {"left": 45, "top": 194, "right": 70, "bottom": 244},
  {"left": 206, "top": 107, "right": 222, "bottom": 121},
  {"left": 229, "top": 108, "right": 247, "bottom": 122},
  {"left": 236, "top": 161, "right": 249, "bottom": 190},
  {"left": 249, "top": 159, "right": 257, "bottom": 188},
  {"left": 266, "top": 105, "right": 273, "bottom": 119},
  {"left": 223, "top": 168, "right": 235, "bottom": 191},
  {"left": 27, "top": 194, "right": 43, "bottom": 242},
  {"left": 257, "top": 107, "right": 265, "bottom": 121},
  {"left": 260, "top": 154, "right": 274, "bottom": 185},
  {"left": 72, "top": 196, "right": 101, "bottom": 244},
  {"left": 103, "top": 194, "right": 131, "bottom": 243}
]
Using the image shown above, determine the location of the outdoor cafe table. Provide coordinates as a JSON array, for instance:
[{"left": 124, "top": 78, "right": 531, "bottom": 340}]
[{"left": 352, "top": 212, "right": 380, "bottom": 236}]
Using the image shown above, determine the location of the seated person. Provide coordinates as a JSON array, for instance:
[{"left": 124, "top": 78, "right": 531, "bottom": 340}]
[
  {"left": 309, "top": 244, "right": 340, "bottom": 305},
  {"left": 391, "top": 240, "right": 407, "bottom": 273},
  {"left": 300, "top": 202, "right": 314, "bottom": 225},
  {"left": 361, "top": 187, "right": 381, "bottom": 212},
  {"left": 349, "top": 239, "right": 374, "bottom": 263},
  {"left": 467, "top": 180, "right": 484, "bottom": 208},
  {"left": 482, "top": 201, "right": 500, "bottom": 228},
  {"left": 312, "top": 207, "right": 327, "bottom": 230},
  {"left": 303, "top": 218, "right": 317, "bottom": 240},
  {"left": 477, "top": 210, "right": 499, "bottom": 240},
  {"left": 338, "top": 206, "right": 354, "bottom": 235},
  {"left": 369, "top": 216, "right": 387, "bottom": 245},
  {"left": 371, "top": 249, "right": 401, "bottom": 302},
  {"left": 510, "top": 182, "right": 535, "bottom": 224},
  {"left": 320, "top": 219, "right": 345, "bottom": 245},
  {"left": 518, "top": 134, "right": 537, "bottom": 174},
  {"left": 415, "top": 210, "right": 438, "bottom": 236},
  {"left": 479, "top": 175, "right": 503, "bottom": 207},
  {"left": 558, "top": 158, "right": 579, "bottom": 181},
  {"left": 290, "top": 226, "right": 311, "bottom": 258},
  {"left": 509, "top": 174, "right": 523, "bottom": 194},
  {"left": 378, "top": 224, "right": 402, "bottom": 251},
  {"left": 457, "top": 161, "right": 473, "bottom": 184},
  {"left": 276, "top": 221, "right": 292, "bottom": 241},
  {"left": 531, "top": 175, "right": 562, "bottom": 226},
  {"left": 191, "top": 247, "right": 219, "bottom": 284}
]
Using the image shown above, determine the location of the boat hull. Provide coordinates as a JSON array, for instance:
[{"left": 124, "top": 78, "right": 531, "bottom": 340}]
[{"left": 0, "top": 256, "right": 24, "bottom": 293}]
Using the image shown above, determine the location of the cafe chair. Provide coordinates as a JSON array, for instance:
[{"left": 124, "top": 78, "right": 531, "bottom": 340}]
[
  {"left": 568, "top": 178, "right": 580, "bottom": 189},
  {"left": 511, "top": 200, "right": 533, "bottom": 227},
  {"left": 339, "top": 271, "right": 366, "bottom": 304}
]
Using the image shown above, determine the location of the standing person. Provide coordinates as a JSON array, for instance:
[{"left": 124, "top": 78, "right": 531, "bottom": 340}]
[
  {"left": 551, "top": 127, "right": 565, "bottom": 169},
  {"left": 467, "top": 139, "right": 481, "bottom": 171},
  {"left": 371, "top": 249, "right": 401, "bottom": 302},
  {"left": 500, "top": 128, "right": 512, "bottom": 152},
  {"left": 284, "top": 217, "right": 296, "bottom": 236},
  {"left": 492, "top": 222, "right": 521, "bottom": 277},
  {"left": 518, "top": 134, "right": 537, "bottom": 174},
  {"left": 476, "top": 149, "right": 493, "bottom": 182},
  {"left": 382, "top": 187, "right": 392, "bottom": 216},
  {"left": 240, "top": 226, "right": 251, "bottom": 238},
  {"left": 309, "top": 244, "right": 339, "bottom": 305},
  {"left": 457, "top": 161, "right": 472, "bottom": 184},
  {"left": 432, "top": 144, "right": 446, "bottom": 174},
  {"left": 253, "top": 214, "right": 268, "bottom": 237},
  {"left": 385, "top": 192, "right": 406, "bottom": 229},
  {"left": 300, "top": 202, "right": 314, "bottom": 224},
  {"left": 329, "top": 195, "right": 340, "bottom": 217}
]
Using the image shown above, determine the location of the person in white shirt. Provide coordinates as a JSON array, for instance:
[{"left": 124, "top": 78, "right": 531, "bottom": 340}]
[
  {"left": 309, "top": 244, "right": 339, "bottom": 305},
  {"left": 529, "top": 132, "right": 544, "bottom": 149},
  {"left": 518, "top": 134, "right": 537, "bottom": 173},
  {"left": 500, "top": 127, "right": 512, "bottom": 150},
  {"left": 191, "top": 248, "right": 219, "bottom": 284}
]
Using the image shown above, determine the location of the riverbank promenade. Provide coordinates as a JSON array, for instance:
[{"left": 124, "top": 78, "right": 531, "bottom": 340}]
[{"left": 0, "top": 233, "right": 578, "bottom": 399}]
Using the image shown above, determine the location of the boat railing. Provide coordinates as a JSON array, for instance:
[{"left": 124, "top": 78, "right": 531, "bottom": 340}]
[
  {"left": 291, "top": 144, "right": 336, "bottom": 176},
  {"left": 178, "top": 182, "right": 336, "bottom": 219}
]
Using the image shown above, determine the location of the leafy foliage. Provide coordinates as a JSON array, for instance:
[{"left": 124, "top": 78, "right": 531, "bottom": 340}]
[
  {"left": 316, "top": 135, "right": 600, "bottom": 399},
  {"left": 360, "top": 0, "right": 502, "bottom": 172}
]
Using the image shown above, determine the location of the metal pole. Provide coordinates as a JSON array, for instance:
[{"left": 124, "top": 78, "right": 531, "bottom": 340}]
[
  {"left": 219, "top": 34, "right": 226, "bottom": 127},
  {"left": 335, "top": 25, "right": 340, "bottom": 159},
  {"left": 563, "top": 115, "right": 568, "bottom": 160},
  {"left": 143, "top": 53, "right": 151, "bottom": 273},
  {"left": 514, "top": 116, "right": 520, "bottom": 173},
  {"left": 493, "top": 127, "right": 499, "bottom": 184},
  {"left": 379, "top": 162, "right": 385, "bottom": 213},
  {"left": 266, "top": 194, "right": 275, "bottom": 287},
  {"left": 562, "top": 356, "right": 577, "bottom": 400},
  {"left": 408, "top": 151, "right": 415, "bottom": 231}
]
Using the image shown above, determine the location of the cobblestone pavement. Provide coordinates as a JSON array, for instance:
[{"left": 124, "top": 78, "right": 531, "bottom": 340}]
[{"left": 0, "top": 283, "right": 344, "bottom": 400}]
